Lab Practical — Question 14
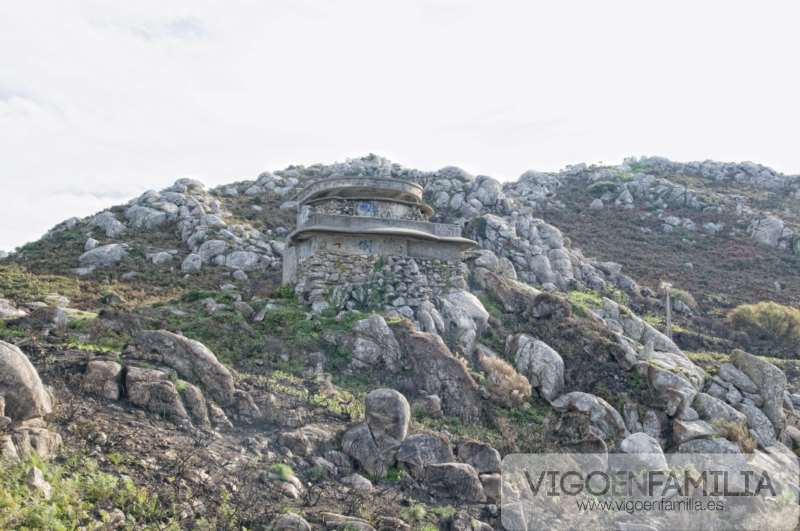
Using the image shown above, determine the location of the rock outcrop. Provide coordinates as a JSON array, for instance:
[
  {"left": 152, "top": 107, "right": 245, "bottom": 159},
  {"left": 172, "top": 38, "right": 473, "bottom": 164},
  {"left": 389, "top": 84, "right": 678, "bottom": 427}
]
[
  {"left": 129, "top": 330, "right": 236, "bottom": 406},
  {"left": 81, "top": 360, "right": 123, "bottom": 401},
  {"left": 391, "top": 323, "right": 483, "bottom": 422},
  {"left": 338, "top": 315, "right": 402, "bottom": 373},
  {"left": 423, "top": 463, "right": 486, "bottom": 503},
  {"left": 0, "top": 340, "right": 61, "bottom": 461},
  {"left": 126, "top": 366, "right": 190, "bottom": 422},
  {"left": 396, "top": 432, "right": 454, "bottom": 477},
  {"left": 0, "top": 340, "right": 53, "bottom": 420},
  {"left": 343, "top": 389, "right": 411, "bottom": 478},
  {"left": 730, "top": 349, "right": 786, "bottom": 434},
  {"left": 507, "top": 334, "right": 564, "bottom": 402},
  {"left": 551, "top": 392, "right": 628, "bottom": 440}
]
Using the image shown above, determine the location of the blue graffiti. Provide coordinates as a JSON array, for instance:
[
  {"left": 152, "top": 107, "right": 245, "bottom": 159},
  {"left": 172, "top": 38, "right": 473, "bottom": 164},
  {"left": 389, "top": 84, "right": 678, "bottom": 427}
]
[
  {"left": 357, "top": 239, "right": 374, "bottom": 253},
  {"left": 356, "top": 201, "right": 378, "bottom": 217}
]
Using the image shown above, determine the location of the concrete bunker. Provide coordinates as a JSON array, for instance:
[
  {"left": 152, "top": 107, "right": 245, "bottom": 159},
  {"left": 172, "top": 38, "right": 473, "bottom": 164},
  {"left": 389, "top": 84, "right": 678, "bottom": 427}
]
[{"left": 282, "top": 176, "right": 477, "bottom": 313}]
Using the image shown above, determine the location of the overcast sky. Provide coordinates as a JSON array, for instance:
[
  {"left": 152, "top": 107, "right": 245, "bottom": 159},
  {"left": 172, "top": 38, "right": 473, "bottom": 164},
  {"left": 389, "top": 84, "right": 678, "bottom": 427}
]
[{"left": 2, "top": 1, "right": 799, "bottom": 251}]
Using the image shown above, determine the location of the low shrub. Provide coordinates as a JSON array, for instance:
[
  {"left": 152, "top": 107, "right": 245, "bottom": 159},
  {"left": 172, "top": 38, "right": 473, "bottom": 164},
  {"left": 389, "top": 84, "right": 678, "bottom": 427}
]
[
  {"left": 713, "top": 420, "right": 757, "bottom": 453},
  {"left": 270, "top": 464, "right": 295, "bottom": 482},
  {"left": 727, "top": 301, "right": 800, "bottom": 357},
  {"left": 587, "top": 181, "right": 619, "bottom": 196},
  {"left": 477, "top": 353, "right": 532, "bottom": 407},
  {"left": 670, "top": 288, "right": 698, "bottom": 310}
]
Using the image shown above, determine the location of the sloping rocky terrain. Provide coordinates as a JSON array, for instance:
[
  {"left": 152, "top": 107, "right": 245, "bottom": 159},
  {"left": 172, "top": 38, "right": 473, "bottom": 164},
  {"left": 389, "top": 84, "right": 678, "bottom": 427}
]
[{"left": 1, "top": 154, "right": 799, "bottom": 530}]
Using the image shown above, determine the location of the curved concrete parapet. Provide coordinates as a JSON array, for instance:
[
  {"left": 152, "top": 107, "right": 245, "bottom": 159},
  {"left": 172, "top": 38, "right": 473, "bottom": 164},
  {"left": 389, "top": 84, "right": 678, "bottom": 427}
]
[
  {"left": 291, "top": 225, "right": 477, "bottom": 248},
  {"left": 290, "top": 213, "right": 476, "bottom": 248},
  {"left": 297, "top": 177, "right": 424, "bottom": 204}
]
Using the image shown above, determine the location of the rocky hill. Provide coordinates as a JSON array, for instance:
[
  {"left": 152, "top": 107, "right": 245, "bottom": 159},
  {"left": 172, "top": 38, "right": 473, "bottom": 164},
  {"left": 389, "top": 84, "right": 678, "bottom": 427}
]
[{"left": 1, "top": 154, "right": 799, "bottom": 530}]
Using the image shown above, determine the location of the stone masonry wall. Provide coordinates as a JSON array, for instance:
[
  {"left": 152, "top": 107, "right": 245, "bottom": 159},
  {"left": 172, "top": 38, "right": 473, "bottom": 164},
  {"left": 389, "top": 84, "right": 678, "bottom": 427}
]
[
  {"left": 294, "top": 249, "right": 465, "bottom": 315},
  {"left": 309, "top": 198, "right": 427, "bottom": 221}
]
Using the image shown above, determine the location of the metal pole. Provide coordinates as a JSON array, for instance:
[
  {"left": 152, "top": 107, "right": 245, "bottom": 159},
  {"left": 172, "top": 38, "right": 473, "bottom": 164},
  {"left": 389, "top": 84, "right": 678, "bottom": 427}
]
[
  {"left": 661, "top": 281, "right": 673, "bottom": 340},
  {"left": 666, "top": 289, "right": 672, "bottom": 340}
]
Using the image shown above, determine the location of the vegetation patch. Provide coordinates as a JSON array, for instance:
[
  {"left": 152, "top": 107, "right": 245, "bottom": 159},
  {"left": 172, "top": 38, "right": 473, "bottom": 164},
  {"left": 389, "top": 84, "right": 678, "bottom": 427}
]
[
  {"left": 587, "top": 181, "right": 619, "bottom": 196},
  {"left": 712, "top": 420, "right": 757, "bottom": 453},
  {"left": 0, "top": 320, "right": 27, "bottom": 340},
  {"left": 0, "top": 264, "right": 81, "bottom": 303},
  {"left": 670, "top": 287, "right": 698, "bottom": 310},
  {"left": 728, "top": 301, "right": 800, "bottom": 357},
  {"left": 567, "top": 290, "right": 604, "bottom": 316},
  {"left": 0, "top": 455, "right": 180, "bottom": 530},
  {"left": 270, "top": 463, "right": 295, "bottom": 482}
]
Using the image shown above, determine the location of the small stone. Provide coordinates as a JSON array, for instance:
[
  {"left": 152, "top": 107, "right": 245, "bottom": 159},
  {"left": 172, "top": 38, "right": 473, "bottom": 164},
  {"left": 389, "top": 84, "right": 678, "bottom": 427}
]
[
  {"left": 341, "top": 473, "right": 373, "bottom": 493},
  {"left": 151, "top": 252, "right": 173, "bottom": 265},
  {"left": 480, "top": 473, "right": 502, "bottom": 504},
  {"left": 456, "top": 440, "right": 501, "bottom": 474},
  {"left": 279, "top": 482, "right": 301, "bottom": 499},
  {"left": 181, "top": 254, "right": 202, "bottom": 273},
  {"left": 424, "top": 463, "right": 486, "bottom": 502},
  {"left": 270, "top": 513, "right": 311, "bottom": 531},
  {"left": 27, "top": 466, "right": 52, "bottom": 499},
  {"left": 82, "top": 360, "right": 123, "bottom": 401},
  {"left": 411, "top": 395, "right": 443, "bottom": 418}
]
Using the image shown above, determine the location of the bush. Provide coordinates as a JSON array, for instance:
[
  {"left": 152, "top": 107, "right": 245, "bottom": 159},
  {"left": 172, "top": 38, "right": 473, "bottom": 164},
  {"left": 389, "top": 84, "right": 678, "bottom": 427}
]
[
  {"left": 713, "top": 420, "right": 757, "bottom": 453},
  {"left": 477, "top": 353, "right": 532, "bottom": 407},
  {"left": 567, "top": 290, "right": 603, "bottom": 310},
  {"left": 270, "top": 464, "right": 295, "bottom": 482},
  {"left": 670, "top": 288, "right": 697, "bottom": 310},
  {"left": 587, "top": 181, "right": 619, "bottom": 196},
  {"left": 727, "top": 301, "right": 800, "bottom": 357}
]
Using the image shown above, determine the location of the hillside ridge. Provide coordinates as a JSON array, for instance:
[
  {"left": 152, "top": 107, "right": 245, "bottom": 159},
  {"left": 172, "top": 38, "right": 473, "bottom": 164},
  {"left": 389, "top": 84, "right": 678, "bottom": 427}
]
[{"left": 1, "top": 154, "right": 799, "bottom": 529}]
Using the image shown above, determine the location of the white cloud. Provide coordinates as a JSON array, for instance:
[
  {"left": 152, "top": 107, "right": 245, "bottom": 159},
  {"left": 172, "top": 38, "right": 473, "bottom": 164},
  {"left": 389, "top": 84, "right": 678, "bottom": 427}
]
[
  {"left": 103, "top": 16, "right": 210, "bottom": 41},
  {"left": 1, "top": 0, "right": 799, "bottom": 250}
]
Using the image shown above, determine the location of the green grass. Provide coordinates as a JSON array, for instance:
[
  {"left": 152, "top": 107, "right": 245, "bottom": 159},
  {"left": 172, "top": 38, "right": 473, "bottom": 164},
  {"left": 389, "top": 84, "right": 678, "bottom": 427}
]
[
  {"left": 670, "top": 288, "right": 698, "bottom": 310},
  {"left": 400, "top": 504, "right": 427, "bottom": 523},
  {"left": 149, "top": 291, "right": 368, "bottom": 366},
  {"left": 0, "top": 454, "right": 180, "bottom": 530},
  {"left": 254, "top": 370, "right": 367, "bottom": 422},
  {"left": 477, "top": 294, "right": 504, "bottom": 321},
  {"left": 728, "top": 301, "right": 800, "bottom": 357},
  {"left": 0, "top": 320, "right": 27, "bottom": 340},
  {"left": 270, "top": 464, "right": 295, "bottom": 482},
  {"left": 566, "top": 290, "right": 604, "bottom": 316},
  {"left": 399, "top": 503, "right": 456, "bottom": 529},
  {"left": 415, "top": 414, "right": 504, "bottom": 450},
  {"left": 106, "top": 452, "right": 125, "bottom": 466},
  {"left": 308, "top": 385, "right": 365, "bottom": 421},
  {"left": 642, "top": 313, "right": 665, "bottom": 328},
  {"left": 385, "top": 466, "right": 405, "bottom": 482},
  {"left": 0, "top": 264, "right": 81, "bottom": 303},
  {"left": 173, "top": 379, "right": 189, "bottom": 393},
  {"left": 64, "top": 338, "right": 122, "bottom": 354},
  {"left": 502, "top": 401, "right": 551, "bottom": 425},
  {"left": 10, "top": 225, "right": 87, "bottom": 276}
]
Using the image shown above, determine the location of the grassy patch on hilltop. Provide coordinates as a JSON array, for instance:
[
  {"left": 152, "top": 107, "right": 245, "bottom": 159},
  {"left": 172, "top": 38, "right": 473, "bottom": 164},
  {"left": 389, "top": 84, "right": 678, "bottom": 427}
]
[{"left": 0, "top": 264, "right": 81, "bottom": 303}]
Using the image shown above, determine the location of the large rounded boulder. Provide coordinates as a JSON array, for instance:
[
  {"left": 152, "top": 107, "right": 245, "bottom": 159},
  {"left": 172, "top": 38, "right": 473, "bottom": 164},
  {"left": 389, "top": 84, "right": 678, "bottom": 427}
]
[
  {"left": 130, "top": 330, "right": 236, "bottom": 405},
  {"left": 365, "top": 388, "right": 411, "bottom": 446},
  {"left": 0, "top": 340, "right": 53, "bottom": 421}
]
